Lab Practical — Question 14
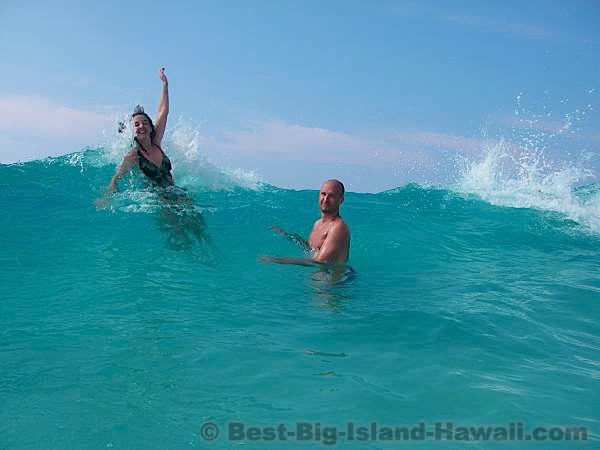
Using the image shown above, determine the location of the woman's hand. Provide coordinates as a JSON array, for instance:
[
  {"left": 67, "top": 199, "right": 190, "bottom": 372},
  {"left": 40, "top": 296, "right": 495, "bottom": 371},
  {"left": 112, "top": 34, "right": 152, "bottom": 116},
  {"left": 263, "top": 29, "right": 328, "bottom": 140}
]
[
  {"left": 159, "top": 67, "right": 168, "bottom": 85},
  {"left": 95, "top": 195, "right": 110, "bottom": 210}
]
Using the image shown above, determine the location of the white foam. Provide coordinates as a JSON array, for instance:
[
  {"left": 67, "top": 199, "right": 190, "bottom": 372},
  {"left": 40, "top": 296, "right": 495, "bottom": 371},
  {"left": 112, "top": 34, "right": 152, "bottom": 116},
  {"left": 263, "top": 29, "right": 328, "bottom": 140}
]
[
  {"left": 456, "top": 140, "right": 599, "bottom": 234},
  {"left": 167, "top": 118, "right": 264, "bottom": 191}
]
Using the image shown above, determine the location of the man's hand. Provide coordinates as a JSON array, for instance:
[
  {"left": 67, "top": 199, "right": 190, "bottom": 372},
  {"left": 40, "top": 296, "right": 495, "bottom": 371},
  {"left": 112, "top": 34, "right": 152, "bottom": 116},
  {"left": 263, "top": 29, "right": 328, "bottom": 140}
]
[{"left": 269, "top": 225, "right": 286, "bottom": 235}]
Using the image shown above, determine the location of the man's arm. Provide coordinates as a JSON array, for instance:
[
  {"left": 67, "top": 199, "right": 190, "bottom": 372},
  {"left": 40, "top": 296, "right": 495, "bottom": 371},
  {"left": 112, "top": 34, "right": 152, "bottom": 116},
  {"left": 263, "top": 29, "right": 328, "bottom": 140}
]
[
  {"left": 270, "top": 225, "right": 312, "bottom": 253},
  {"left": 313, "top": 221, "right": 349, "bottom": 263},
  {"left": 259, "top": 256, "right": 323, "bottom": 266}
]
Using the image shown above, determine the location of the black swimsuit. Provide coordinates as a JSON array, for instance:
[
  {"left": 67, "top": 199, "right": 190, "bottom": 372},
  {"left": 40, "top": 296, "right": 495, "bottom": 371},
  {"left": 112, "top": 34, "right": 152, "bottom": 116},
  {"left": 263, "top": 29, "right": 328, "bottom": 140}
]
[{"left": 137, "top": 144, "right": 173, "bottom": 188}]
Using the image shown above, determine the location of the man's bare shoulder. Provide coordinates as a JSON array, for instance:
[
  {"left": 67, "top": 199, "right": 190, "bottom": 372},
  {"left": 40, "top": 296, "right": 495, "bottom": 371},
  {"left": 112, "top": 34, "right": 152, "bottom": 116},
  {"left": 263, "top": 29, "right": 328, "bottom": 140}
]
[{"left": 332, "top": 217, "right": 350, "bottom": 234}]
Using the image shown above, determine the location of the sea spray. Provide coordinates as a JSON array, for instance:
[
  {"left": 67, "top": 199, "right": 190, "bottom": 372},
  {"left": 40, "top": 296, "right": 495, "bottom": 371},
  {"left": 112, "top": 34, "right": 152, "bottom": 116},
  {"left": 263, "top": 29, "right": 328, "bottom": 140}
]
[
  {"left": 456, "top": 95, "right": 598, "bottom": 233},
  {"left": 168, "top": 118, "right": 264, "bottom": 192}
]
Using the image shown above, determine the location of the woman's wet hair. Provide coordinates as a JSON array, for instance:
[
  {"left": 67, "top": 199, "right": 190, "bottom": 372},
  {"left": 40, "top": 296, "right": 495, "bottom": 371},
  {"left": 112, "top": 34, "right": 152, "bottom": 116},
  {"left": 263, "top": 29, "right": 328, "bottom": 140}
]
[{"left": 131, "top": 104, "right": 156, "bottom": 141}]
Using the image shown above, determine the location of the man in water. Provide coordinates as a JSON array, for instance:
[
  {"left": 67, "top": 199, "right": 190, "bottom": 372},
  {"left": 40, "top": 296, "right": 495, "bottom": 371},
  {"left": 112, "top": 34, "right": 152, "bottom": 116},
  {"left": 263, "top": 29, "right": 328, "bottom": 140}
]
[{"left": 262, "top": 179, "right": 350, "bottom": 266}]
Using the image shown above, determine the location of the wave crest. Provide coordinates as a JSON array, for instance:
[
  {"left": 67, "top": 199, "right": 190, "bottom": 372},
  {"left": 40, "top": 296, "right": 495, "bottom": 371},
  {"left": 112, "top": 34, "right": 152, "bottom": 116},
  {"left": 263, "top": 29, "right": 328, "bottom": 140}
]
[{"left": 456, "top": 140, "right": 599, "bottom": 233}]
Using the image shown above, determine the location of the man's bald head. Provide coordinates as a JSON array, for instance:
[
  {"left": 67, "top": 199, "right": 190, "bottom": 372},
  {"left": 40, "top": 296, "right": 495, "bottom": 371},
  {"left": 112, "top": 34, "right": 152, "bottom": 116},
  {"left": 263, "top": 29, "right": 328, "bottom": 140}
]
[
  {"left": 322, "top": 179, "right": 345, "bottom": 196},
  {"left": 319, "top": 179, "right": 345, "bottom": 216}
]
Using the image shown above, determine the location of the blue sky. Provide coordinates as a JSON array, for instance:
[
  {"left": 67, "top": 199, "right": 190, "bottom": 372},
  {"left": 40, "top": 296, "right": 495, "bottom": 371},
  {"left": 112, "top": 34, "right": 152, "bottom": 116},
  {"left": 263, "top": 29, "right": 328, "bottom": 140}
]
[{"left": 1, "top": 0, "right": 599, "bottom": 191}]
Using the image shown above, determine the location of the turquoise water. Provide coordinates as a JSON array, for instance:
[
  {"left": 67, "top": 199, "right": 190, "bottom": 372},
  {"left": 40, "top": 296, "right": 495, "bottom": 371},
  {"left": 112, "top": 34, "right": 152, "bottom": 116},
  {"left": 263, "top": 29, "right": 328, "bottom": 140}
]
[{"left": 1, "top": 146, "right": 599, "bottom": 449}]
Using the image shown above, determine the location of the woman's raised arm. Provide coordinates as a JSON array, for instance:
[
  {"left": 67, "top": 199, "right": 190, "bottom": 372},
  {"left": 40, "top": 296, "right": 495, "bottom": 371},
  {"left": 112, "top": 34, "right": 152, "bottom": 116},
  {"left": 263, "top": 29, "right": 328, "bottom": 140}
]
[{"left": 153, "top": 67, "right": 169, "bottom": 145}]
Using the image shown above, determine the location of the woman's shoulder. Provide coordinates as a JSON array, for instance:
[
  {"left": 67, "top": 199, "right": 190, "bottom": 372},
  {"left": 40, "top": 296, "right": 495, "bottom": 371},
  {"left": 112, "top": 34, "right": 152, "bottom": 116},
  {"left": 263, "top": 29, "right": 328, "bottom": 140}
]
[
  {"left": 124, "top": 147, "right": 139, "bottom": 160},
  {"left": 151, "top": 138, "right": 164, "bottom": 149}
]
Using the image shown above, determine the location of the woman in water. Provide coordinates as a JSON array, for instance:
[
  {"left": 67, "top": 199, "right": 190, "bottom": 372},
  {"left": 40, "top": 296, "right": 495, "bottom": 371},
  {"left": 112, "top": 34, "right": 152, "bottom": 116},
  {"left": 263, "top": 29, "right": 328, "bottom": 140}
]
[
  {"left": 100, "top": 67, "right": 172, "bottom": 195},
  {"left": 98, "top": 68, "right": 209, "bottom": 249}
]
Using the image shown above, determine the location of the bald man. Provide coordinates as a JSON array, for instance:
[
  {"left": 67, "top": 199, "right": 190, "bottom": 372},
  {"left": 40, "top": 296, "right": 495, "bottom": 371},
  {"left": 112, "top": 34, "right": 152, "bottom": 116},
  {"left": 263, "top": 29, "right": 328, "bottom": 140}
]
[{"left": 263, "top": 179, "right": 350, "bottom": 266}]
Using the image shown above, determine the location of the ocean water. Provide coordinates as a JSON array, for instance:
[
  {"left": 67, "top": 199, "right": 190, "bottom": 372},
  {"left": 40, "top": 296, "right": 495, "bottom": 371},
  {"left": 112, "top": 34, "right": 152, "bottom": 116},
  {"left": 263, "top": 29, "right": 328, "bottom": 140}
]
[{"left": 1, "top": 136, "right": 599, "bottom": 449}]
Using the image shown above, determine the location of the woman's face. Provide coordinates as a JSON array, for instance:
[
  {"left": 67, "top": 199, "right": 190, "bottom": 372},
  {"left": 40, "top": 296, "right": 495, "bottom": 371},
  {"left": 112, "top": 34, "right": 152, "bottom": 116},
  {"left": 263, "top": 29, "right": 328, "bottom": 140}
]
[{"left": 132, "top": 114, "right": 152, "bottom": 139}]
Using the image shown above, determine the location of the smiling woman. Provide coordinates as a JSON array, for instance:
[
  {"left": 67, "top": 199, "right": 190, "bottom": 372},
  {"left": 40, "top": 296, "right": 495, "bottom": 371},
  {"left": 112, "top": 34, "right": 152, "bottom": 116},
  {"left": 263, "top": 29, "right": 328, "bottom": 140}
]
[{"left": 97, "top": 68, "right": 172, "bottom": 201}]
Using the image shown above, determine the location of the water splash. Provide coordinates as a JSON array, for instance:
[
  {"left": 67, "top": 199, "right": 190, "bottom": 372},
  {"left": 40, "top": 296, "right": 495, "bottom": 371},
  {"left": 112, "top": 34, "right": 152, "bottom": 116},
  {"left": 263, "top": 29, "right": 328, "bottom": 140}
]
[
  {"left": 167, "top": 118, "right": 264, "bottom": 192},
  {"left": 455, "top": 92, "right": 599, "bottom": 233},
  {"left": 456, "top": 140, "right": 598, "bottom": 233},
  {"left": 92, "top": 115, "right": 265, "bottom": 192}
]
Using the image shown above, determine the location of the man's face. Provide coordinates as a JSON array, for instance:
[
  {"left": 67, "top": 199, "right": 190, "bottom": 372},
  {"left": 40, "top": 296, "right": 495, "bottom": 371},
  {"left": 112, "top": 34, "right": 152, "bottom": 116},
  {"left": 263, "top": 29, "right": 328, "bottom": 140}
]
[{"left": 319, "top": 181, "right": 344, "bottom": 214}]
